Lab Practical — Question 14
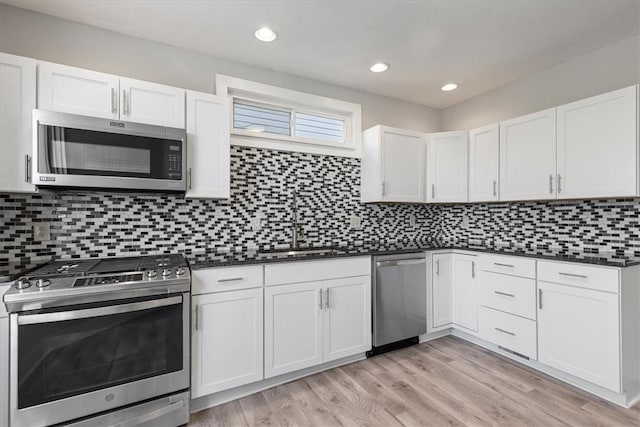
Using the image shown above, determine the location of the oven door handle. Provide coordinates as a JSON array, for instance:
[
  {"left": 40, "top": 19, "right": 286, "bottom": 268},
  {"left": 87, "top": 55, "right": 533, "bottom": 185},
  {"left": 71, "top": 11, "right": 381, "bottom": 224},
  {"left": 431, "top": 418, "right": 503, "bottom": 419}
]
[{"left": 18, "top": 295, "right": 183, "bottom": 325}]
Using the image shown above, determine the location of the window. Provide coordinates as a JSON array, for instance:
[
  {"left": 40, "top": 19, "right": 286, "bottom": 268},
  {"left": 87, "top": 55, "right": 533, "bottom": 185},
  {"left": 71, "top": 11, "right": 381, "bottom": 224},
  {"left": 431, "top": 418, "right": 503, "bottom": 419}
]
[{"left": 217, "top": 75, "right": 361, "bottom": 158}]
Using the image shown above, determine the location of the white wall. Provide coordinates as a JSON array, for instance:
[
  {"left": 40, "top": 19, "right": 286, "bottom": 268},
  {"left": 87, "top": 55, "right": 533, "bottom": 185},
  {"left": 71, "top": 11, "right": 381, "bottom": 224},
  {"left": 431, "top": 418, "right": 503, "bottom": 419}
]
[
  {"left": 441, "top": 35, "right": 640, "bottom": 131},
  {"left": 0, "top": 4, "right": 441, "bottom": 133}
]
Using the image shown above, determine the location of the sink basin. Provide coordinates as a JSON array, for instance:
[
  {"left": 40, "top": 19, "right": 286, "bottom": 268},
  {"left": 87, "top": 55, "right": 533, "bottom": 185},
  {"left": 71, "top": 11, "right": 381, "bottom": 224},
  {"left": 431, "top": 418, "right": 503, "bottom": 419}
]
[{"left": 259, "top": 247, "right": 340, "bottom": 256}]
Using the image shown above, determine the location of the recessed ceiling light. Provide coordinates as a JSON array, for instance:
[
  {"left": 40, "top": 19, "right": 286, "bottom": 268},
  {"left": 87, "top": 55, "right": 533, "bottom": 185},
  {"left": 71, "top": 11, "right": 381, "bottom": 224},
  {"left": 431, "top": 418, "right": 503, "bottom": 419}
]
[
  {"left": 441, "top": 83, "right": 458, "bottom": 92},
  {"left": 370, "top": 62, "right": 389, "bottom": 73},
  {"left": 255, "top": 27, "right": 277, "bottom": 42}
]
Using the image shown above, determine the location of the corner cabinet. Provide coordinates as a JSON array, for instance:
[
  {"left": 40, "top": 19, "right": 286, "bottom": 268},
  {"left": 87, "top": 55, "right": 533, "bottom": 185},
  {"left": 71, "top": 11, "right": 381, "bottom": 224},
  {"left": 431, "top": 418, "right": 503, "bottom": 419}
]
[
  {"left": 0, "top": 53, "right": 37, "bottom": 193},
  {"left": 452, "top": 254, "right": 478, "bottom": 332},
  {"left": 264, "top": 257, "right": 371, "bottom": 378},
  {"left": 556, "top": 85, "right": 637, "bottom": 199},
  {"left": 38, "top": 61, "right": 185, "bottom": 128},
  {"left": 426, "top": 131, "right": 469, "bottom": 203},
  {"left": 185, "top": 91, "right": 230, "bottom": 199},
  {"left": 361, "top": 125, "right": 426, "bottom": 203},
  {"left": 499, "top": 108, "right": 556, "bottom": 201},
  {"left": 432, "top": 253, "right": 453, "bottom": 329},
  {"left": 469, "top": 124, "right": 499, "bottom": 202}
]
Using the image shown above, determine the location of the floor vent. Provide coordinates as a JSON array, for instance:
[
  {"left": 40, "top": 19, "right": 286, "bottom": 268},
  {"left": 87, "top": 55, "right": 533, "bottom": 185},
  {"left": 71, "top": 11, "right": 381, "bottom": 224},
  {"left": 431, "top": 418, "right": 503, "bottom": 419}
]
[{"left": 498, "top": 346, "right": 530, "bottom": 361}]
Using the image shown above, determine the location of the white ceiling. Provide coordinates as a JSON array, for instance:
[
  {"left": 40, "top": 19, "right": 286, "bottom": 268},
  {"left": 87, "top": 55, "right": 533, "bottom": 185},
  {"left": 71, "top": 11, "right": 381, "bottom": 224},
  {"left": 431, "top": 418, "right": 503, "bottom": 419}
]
[{"left": 2, "top": 0, "right": 639, "bottom": 109}]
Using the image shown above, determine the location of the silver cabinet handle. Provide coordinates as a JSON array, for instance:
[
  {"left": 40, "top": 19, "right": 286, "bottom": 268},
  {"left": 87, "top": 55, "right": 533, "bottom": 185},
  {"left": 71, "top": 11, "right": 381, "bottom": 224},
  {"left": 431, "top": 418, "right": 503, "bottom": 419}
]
[
  {"left": 557, "top": 173, "right": 562, "bottom": 193},
  {"left": 325, "top": 288, "right": 330, "bottom": 309},
  {"left": 492, "top": 179, "right": 497, "bottom": 197},
  {"left": 381, "top": 181, "right": 385, "bottom": 196},
  {"left": 494, "top": 291, "right": 515, "bottom": 297},
  {"left": 217, "top": 277, "right": 243, "bottom": 283},
  {"left": 194, "top": 304, "right": 199, "bottom": 331},
  {"left": 539, "top": 289, "right": 543, "bottom": 309},
  {"left": 111, "top": 87, "right": 117, "bottom": 113},
  {"left": 319, "top": 288, "right": 323, "bottom": 310},
  {"left": 24, "top": 154, "right": 31, "bottom": 183},
  {"left": 471, "top": 261, "right": 475, "bottom": 278},
  {"left": 494, "top": 262, "right": 514, "bottom": 268},
  {"left": 435, "top": 259, "right": 440, "bottom": 275},
  {"left": 432, "top": 183, "right": 435, "bottom": 198},
  {"left": 495, "top": 327, "right": 515, "bottom": 336},
  {"left": 188, "top": 168, "right": 193, "bottom": 190},
  {"left": 558, "top": 272, "right": 588, "bottom": 279},
  {"left": 549, "top": 174, "right": 553, "bottom": 194},
  {"left": 122, "top": 89, "right": 129, "bottom": 115},
  {"left": 377, "top": 258, "right": 425, "bottom": 267}
]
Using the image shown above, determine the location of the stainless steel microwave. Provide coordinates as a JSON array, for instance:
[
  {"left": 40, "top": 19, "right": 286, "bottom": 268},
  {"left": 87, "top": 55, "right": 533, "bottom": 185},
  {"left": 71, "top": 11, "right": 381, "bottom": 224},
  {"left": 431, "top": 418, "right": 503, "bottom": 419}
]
[{"left": 32, "top": 110, "right": 186, "bottom": 192}]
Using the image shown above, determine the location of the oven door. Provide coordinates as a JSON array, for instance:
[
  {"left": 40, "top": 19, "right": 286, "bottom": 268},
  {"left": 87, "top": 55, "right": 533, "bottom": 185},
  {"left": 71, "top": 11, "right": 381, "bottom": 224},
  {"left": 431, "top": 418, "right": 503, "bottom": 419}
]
[
  {"left": 32, "top": 109, "right": 186, "bottom": 191},
  {"left": 10, "top": 293, "right": 190, "bottom": 427}
]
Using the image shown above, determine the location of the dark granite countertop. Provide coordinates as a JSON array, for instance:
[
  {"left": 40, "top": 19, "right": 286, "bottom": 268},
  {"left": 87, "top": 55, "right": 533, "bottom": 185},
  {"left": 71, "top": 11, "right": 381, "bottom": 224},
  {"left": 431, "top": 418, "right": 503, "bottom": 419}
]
[
  {"left": 0, "top": 259, "right": 51, "bottom": 284},
  {"left": 187, "top": 241, "right": 640, "bottom": 269}
]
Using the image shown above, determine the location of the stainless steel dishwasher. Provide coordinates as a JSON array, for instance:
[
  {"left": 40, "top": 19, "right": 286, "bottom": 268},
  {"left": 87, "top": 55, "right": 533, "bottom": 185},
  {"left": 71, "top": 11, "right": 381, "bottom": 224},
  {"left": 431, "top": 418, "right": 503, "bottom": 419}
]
[{"left": 370, "top": 253, "right": 427, "bottom": 356}]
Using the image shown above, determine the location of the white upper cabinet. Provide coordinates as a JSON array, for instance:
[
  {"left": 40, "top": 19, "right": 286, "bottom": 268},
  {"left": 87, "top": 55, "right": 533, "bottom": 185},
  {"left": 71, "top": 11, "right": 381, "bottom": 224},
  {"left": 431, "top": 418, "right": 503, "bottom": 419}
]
[
  {"left": 0, "top": 53, "right": 37, "bottom": 193},
  {"left": 119, "top": 77, "right": 185, "bottom": 128},
  {"left": 38, "top": 61, "right": 119, "bottom": 120},
  {"left": 427, "top": 131, "right": 468, "bottom": 203},
  {"left": 361, "top": 125, "right": 426, "bottom": 203},
  {"left": 185, "top": 91, "right": 230, "bottom": 199},
  {"left": 500, "top": 108, "right": 557, "bottom": 201},
  {"left": 469, "top": 124, "right": 499, "bottom": 202},
  {"left": 556, "top": 85, "right": 638, "bottom": 199}
]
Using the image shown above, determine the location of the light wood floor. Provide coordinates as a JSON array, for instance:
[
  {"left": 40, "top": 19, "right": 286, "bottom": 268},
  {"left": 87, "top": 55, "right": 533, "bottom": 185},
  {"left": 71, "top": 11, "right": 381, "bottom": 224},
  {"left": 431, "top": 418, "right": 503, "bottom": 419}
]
[{"left": 188, "top": 336, "right": 640, "bottom": 426}]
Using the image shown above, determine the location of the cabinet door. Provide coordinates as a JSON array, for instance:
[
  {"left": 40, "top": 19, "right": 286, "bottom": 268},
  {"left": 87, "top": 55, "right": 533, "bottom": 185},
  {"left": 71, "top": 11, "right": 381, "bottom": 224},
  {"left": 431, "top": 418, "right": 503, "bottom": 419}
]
[
  {"left": 500, "top": 108, "right": 556, "bottom": 201},
  {"left": 120, "top": 77, "right": 185, "bottom": 128},
  {"left": 380, "top": 128, "right": 426, "bottom": 202},
  {"left": 0, "top": 316, "right": 8, "bottom": 427},
  {"left": 265, "top": 282, "right": 323, "bottom": 378},
  {"left": 538, "top": 281, "right": 620, "bottom": 392},
  {"left": 469, "top": 124, "right": 499, "bottom": 202},
  {"left": 38, "top": 61, "right": 119, "bottom": 119},
  {"left": 427, "top": 131, "right": 468, "bottom": 202},
  {"left": 432, "top": 254, "right": 453, "bottom": 328},
  {"left": 191, "top": 288, "right": 263, "bottom": 397},
  {"left": 557, "top": 86, "right": 637, "bottom": 199},
  {"left": 185, "top": 91, "right": 230, "bottom": 199},
  {"left": 323, "top": 276, "right": 371, "bottom": 362},
  {"left": 452, "top": 255, "right": 478, "bottom": 332},
  {"left": 0, "top": 53, "right": 36, "bottom": 193}
]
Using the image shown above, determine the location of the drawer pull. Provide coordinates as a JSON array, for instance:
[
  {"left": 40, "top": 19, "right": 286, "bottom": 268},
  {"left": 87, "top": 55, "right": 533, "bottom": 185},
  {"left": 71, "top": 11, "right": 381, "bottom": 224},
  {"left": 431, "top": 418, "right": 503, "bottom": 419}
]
[
  {"left": 494, "top": 291, "right": 515, "bottom": 298},
  {"left": 217, "top": 277, "right": 243, "bottom": 283},
  {"left": 494, "top": 263, "right": 514, "bottom": 268},
  {"left": 495, "top": 327, "right": 516, "bottom": 336},
  {"left": 558, "top": 272, "right": 588, "bottom": 279}
]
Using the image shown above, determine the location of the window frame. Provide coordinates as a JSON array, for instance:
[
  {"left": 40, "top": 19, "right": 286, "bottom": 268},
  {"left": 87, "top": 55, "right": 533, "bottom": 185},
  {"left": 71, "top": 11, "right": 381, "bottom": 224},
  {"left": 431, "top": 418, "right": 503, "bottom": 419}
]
[{"left": 216, "top": 75, "right": 362, "bottom": 158}]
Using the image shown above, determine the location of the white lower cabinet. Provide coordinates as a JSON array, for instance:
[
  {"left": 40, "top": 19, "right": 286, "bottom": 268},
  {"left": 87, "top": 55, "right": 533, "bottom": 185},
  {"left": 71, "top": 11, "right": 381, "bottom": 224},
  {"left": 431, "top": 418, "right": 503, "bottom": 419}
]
[
  {"left": 191, "top": 288, "right": 264, "bottom": 398},
  {"left": 537, "top": 280, "right": 621, "bottom": 392},
  {"left": 452, "top": 254, "right": 478, "bottom": 332},
  {"left": 432, "top": 253, "right": 453, "bottom": 329},
  {"left": 479, "top": 306, "right": 537, "bottom": 360}
]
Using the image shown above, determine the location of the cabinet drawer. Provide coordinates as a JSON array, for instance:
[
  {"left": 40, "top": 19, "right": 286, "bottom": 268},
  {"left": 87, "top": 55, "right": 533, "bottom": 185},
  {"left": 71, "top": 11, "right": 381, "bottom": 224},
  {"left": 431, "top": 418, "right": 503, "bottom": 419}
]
[
  {"left": 479, "top": 306, "right": 537, "bottom": 360},
  {"left": 192, "top": 265, "right": 263, "bottom": 295},
  {"left": 537, "top": 261, "right": 619, "bottom": 293},
  {"left": 479, "top": 272, "right": 536, "bottom": 320},
  {"left": 0, "top": 284, "right": 10, "bottom": 318},
  {"left": 265, "top": 256, "right": 371, "bottom": 286},
  {"left": 478, "top": 254, "right": 536, "bottom": 279}
]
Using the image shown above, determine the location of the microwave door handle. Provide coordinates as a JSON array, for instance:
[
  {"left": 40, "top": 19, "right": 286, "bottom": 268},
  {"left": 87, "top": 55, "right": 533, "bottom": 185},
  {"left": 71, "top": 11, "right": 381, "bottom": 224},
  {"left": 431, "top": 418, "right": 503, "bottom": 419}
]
[{"left": 18, "top": 295, "right": 182, "bottom": 325}]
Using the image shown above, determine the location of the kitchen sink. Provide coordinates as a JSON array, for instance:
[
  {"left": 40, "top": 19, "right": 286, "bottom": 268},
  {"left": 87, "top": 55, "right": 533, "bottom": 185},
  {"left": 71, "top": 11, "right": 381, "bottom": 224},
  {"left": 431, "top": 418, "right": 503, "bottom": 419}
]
[{"left": 259, "top": 247, "right": 341, "bottom": 256}]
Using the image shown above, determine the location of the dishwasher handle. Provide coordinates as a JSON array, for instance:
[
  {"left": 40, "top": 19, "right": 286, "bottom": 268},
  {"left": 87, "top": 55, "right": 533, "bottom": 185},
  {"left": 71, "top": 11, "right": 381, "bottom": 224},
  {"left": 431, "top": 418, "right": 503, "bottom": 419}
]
[{"left": 376, "top": 258, "right": 426, "bottom": 267}]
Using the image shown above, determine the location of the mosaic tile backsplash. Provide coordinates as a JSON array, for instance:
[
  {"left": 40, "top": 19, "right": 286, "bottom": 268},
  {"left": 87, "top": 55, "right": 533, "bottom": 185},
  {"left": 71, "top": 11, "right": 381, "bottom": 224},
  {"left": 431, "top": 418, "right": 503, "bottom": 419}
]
[{"left": 2, "top": 145, "right": 640, "bottom": 267}]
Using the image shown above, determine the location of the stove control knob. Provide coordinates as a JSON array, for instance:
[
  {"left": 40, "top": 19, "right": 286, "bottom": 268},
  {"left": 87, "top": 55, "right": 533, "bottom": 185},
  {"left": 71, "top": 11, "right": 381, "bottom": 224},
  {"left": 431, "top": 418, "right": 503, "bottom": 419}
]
[
  {"left": 162, "top": 268, "right": 172, "bottom": 277},
  {"left": 15, "top": 279, "right": 30, "bottom": 290},
  {"left": 175, "top": 267, "right": 186, "bottom": 276},
  {"left": 36, "top": 279, "right": 51, "bottom": 288},
  {"left": 147, "top": 270, "right": 158, "bottom": 278}
]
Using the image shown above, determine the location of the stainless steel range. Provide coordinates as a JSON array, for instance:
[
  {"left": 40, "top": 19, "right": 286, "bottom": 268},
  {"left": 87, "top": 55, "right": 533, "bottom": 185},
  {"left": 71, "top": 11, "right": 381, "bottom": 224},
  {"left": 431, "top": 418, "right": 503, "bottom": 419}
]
[{"left": 3, "top": 254, "right": 191, "bottom": 427}]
